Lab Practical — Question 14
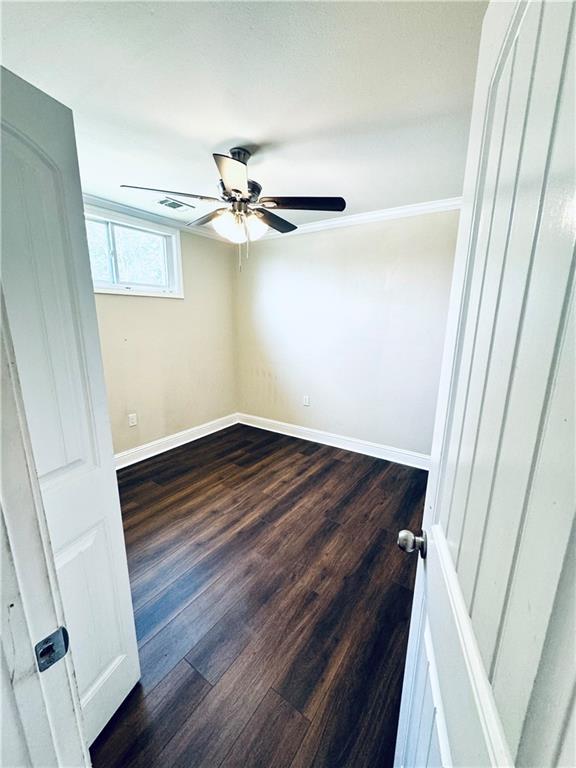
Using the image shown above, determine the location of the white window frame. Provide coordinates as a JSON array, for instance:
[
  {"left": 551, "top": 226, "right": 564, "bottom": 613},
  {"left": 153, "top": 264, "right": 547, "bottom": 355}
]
[{"left": 84, "top": 205, "right": 184, "bottom": 298}]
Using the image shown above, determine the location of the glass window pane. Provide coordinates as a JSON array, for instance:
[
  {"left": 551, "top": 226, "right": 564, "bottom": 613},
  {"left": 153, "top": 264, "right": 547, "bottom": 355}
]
[
  {"left": 86, "top": 220, "right": 112, "bottom": 282},
  {"left": 113, "top": 225, "right": 168, "bottom": 287}
]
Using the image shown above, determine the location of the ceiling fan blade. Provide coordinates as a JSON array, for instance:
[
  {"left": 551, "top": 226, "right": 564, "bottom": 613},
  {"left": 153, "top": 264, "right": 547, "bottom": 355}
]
[
  {"left": 255, "top": 208, "right": 297, "bottom": 234},
  {"left": 213, "top": 154, "right": 249, "bottom": 197},
  {"left": 186, "top": 208, "right": 227, "bottom": 227},
  {"left": 258, "top": 196, "right": 346, "bottom": 212},
  {"left": 121, "top": 185, "right": 220, "bottom": 202}
]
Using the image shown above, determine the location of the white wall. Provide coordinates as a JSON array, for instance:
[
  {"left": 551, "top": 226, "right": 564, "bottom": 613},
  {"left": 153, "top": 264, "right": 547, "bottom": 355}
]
[
  {"left": 95, "top": 232, "right": 236, "bottom": 453},
  {"left": 236, "top": 211, "right": 459, "bottom": 456}
]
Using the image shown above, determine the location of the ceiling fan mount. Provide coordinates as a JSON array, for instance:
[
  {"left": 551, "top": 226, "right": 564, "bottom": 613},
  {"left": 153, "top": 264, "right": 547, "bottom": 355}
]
[
  {"left": 121, "top": 146, "right": 346, "bottom": 242},
  {"left": 229, "top": 145, "right": 252, "bottom": 165}
]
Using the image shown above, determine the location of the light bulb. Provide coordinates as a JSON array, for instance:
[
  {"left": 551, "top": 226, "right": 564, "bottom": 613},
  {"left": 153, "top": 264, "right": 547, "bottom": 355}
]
[
  {"left": 212, "top": 210, "right": 247, "bottom": 244},
  {"left": 245, "top": 212, "right": 268, "bottom": 241}
]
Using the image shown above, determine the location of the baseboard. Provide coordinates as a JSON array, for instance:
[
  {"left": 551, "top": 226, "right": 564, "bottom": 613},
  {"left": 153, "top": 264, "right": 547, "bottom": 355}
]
[
  {"left": 237, "top": 413, "right": 431, "bottom": 470},
  {"left": 114, "top": 411, "right": 431, "bottom": 471},
  {"left": 114, "top": 413, "right": 238, "bottom": 469}
]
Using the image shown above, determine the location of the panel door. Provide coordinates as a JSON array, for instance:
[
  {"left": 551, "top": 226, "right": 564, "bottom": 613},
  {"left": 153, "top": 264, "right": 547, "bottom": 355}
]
[
  {"left": 1, "top": 67, "right": 140, "bottom": 744},
  {"left": 395, "top": 2, "right": 575, "bottom": 765}
]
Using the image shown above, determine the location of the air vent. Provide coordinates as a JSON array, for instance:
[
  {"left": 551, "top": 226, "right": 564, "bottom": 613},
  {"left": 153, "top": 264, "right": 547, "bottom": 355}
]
[{"left": 158, "top": 198, "right": 184, "bottom": 209}]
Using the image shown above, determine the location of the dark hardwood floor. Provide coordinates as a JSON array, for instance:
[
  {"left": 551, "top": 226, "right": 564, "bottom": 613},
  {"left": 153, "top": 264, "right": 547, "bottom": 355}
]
[{"left": 90, "top": 424, "right": 427, "bottom": 768}]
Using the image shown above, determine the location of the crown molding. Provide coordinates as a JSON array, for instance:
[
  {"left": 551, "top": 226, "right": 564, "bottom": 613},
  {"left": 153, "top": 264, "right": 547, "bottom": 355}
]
[
  {"left": 83, "top": 194, "right": 462, "bottom": 246},
  {"left": 262, "top": 196, "right": 463, "bottom": 240},
  {"left": 82, "top": 194, "right": 225, "bottom": 241}
]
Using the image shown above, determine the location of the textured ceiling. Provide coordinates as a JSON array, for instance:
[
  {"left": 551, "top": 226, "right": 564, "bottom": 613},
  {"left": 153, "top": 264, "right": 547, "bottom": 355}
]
[{"left": 2, "top": 1, "right": 486, "bottom": 226}]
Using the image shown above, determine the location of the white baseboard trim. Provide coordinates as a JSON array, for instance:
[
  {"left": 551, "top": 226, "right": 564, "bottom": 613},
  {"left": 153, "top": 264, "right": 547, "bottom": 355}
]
[
  {"left": 114, "top": 411, "right": 431, "bottom": 471},
  {"left": 237, "top": 413, "right": 431, "bottom": 470},
  {"left": 114, "top": 413, "right": 238, "bottom": 469}
]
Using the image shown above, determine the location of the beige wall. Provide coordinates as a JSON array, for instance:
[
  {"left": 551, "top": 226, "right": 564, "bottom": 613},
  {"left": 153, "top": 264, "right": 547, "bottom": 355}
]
[
  {"left": 235, "top": 211, "right": 458, "bottom": 456},
  {"left": 96, "top": 211, "right": 457, "bottom": 458},
  {"left": 95, "top": 232, "right": 236, "bottom": 453}
]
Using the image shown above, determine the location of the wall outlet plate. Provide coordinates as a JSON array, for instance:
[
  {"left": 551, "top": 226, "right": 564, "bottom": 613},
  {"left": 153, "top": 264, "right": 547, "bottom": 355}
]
[
  {"left": 303, "top": 395, "right": 311, "bottom": 407},
  {"left": 128, "top": 413, "right": 138, "bottom": 427}
]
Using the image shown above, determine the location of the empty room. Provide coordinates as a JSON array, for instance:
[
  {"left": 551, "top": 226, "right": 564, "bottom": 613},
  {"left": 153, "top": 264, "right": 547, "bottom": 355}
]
[{"left": 1, "top": 1, "right": 574, "bottom": 767}]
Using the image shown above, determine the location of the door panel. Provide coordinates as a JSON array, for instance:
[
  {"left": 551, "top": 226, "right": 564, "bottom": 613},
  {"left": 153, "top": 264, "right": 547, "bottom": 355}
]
[
  {"left": 1, "top": 68, "right": 140, "bottom": 743},
  {"left": 445, "top": 1, "right": 542, "bottom": 581},
  {"left": 1, "top": 299, "right": 89, "bottom": 765},
  {"left": 491, "top": 294, "right": 574, "bottom": 753},
  {"left": 457, "top": 2, "right": 574, "bottom": 668},
  {"left": 395, "top": 2, "right": 575, "bottom": 765},
  {"left": 399, "top": 609, "right": 451, "bottom": 768}
]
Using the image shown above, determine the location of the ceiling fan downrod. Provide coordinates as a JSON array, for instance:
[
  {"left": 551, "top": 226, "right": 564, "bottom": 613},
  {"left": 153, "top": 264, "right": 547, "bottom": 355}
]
[{"left": 229, "top": 146, "right": 251, "bottom": 165}]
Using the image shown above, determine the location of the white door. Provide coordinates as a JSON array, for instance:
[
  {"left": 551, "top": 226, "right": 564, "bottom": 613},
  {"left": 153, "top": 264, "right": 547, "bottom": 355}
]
[
  {"left": 394, "top": 1, "right": 575, "bottom": 766},
  {"left": 1, "top": 298, "right": 89, "bottom": 767},
  {"left": 1, "top": 68, "right": 140, "bottom": 744}
]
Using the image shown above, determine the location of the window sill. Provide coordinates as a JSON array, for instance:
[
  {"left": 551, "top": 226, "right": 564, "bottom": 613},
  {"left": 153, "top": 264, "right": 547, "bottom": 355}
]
[{"left": 94, "top": 287, "right": 184, "bottom": 299}]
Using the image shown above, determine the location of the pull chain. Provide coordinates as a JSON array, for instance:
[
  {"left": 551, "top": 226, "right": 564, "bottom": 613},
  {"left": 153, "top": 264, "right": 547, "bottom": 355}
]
[{"left": 238, "top": 216, "right": 250, "bottom": 271}]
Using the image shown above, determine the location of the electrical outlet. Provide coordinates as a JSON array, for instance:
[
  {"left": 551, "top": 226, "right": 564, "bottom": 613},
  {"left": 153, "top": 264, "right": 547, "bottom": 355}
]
[
  {"left": 303, "top": 395, "right": 311, "bottom": 407},
  {"left": 128, "top": 413, "right": 138, "bottom": 427}
]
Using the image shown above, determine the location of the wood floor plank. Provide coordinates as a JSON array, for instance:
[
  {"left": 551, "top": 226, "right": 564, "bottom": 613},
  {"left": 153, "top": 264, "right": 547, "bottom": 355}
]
[
  {"left": 126, "top": 480, "right": 266, "bottom": 583},
  {"left": 290, "top": 580, "right": 413, "bottom": 768},
  {"left": 89, "top": 660, "right": 210, "bottom": 768},
  {"left": 219, "top": 688, "right": 309, "bottom": 768},
  {"left": 185, "top": 609, "right": 254, "bottom": 685},
  {"left": 134, "top": 509, "right": 268, "bottom": 644},
  {"left": 137, "top": 554, "right": 264, "bottom": 693},
  {"left": 128, "top": 489, "right": 270, "bottom": 612},
  {"left": 274, "top": 527, "right": 391, "bottom": 719},
  {"left": 91, "top": 425, "right": 426, "bottom": 768},
  {"left": 155, "top": 578, "right": 324, "bottom": 768}
]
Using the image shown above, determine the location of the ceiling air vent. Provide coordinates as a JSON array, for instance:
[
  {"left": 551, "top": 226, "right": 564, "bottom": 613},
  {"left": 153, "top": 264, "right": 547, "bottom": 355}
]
[{"left": 158, "top": 198, "right": 184, "bottom": 210}]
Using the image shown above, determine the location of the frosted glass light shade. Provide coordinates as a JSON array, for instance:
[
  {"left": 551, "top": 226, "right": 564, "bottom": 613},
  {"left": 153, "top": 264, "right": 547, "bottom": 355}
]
[
  {"left": 245, "top": 213, "right": 268, "bottom": 241},
  {"left": 211, "top": 209, "right": 269, "bottom": 243},
  {"left": 212, "top": 210, "right": 247, "bottom": 243}
]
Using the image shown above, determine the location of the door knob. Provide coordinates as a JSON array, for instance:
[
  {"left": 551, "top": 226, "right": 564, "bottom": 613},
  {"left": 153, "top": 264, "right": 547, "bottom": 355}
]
[{"left": 397, "top": 529, "right": 427, "bottom": 559}]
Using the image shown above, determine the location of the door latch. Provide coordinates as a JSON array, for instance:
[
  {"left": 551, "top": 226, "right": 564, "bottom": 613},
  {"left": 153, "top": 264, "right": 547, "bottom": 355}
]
[{"left": 34, "top": 626, "right": 69, "bottom": 672}]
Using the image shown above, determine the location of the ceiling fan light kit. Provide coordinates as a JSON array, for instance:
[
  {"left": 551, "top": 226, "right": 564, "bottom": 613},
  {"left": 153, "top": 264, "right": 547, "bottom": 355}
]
[
  {"left": 121, "top": 146, "right": 346, "bottom": 263},
  {"left": 211, "top": 208, "right": 267, "bottom": 244}
]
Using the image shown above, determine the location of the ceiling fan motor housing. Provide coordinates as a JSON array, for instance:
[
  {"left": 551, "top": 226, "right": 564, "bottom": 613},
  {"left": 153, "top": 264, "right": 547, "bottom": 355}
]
[
  {"left": 247, "top": 180, "right": 262, "bottom": 203},
  {"left": 219, "top": 178, "right": 261, "bottom": 203}
]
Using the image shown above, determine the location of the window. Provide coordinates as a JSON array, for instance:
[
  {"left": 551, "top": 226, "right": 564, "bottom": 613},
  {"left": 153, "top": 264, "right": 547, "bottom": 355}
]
[{"left": 84, "top": 207, "right": 183, "bottom": 298}]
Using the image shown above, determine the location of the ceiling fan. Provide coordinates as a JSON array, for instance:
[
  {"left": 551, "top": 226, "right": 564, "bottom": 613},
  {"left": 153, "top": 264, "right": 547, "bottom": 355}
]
[{"left": 121, "top": 147, "right": 346, "bottom": 244}]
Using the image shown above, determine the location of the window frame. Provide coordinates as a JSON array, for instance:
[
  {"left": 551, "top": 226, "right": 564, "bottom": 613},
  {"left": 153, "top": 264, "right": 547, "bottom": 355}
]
[{"left": 84, "top": 205, "right": 184, "bottom": 299}]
